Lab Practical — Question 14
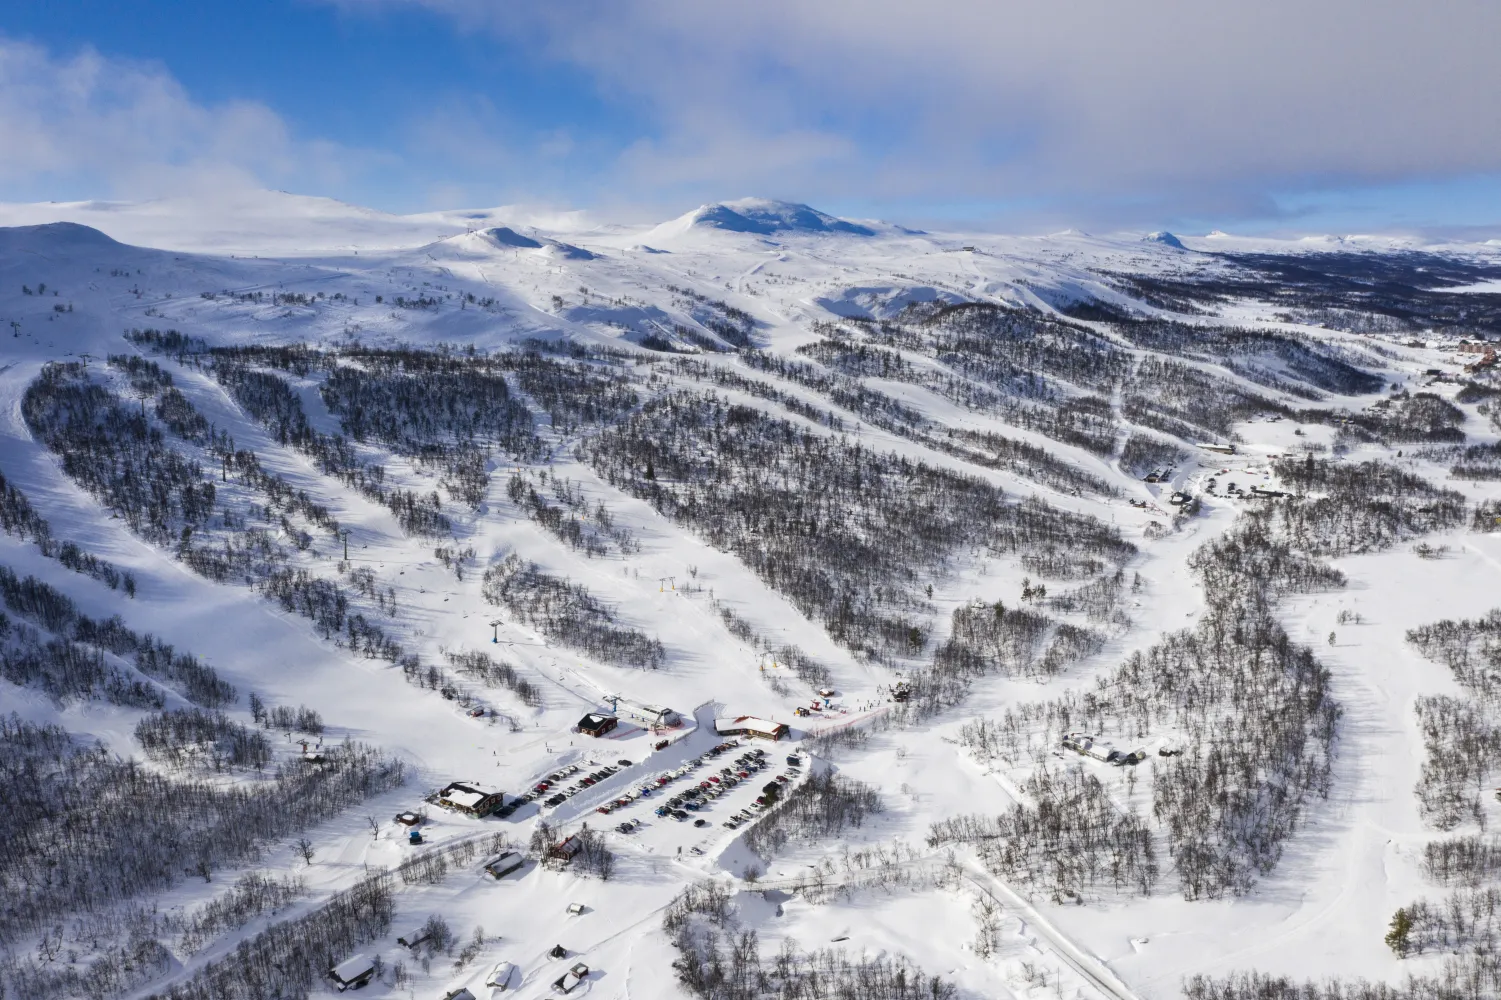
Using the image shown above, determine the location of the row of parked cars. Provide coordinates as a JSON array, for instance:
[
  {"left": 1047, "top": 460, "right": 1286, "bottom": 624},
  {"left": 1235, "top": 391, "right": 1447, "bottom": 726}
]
[
  {"left": 591, "top": 738, "right": 740, "bottom": 820},
  {"left": 723, "top": 754, "right": 802, "bottom": 829},
  {"left": 496, "top": 758, "right": 636, "bottom": 817}
]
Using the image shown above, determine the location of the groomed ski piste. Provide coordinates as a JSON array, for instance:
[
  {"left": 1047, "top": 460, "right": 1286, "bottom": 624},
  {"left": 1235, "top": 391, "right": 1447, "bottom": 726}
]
[{"left": 3, "top": 192, "right": 1501, "bottom": 1000}]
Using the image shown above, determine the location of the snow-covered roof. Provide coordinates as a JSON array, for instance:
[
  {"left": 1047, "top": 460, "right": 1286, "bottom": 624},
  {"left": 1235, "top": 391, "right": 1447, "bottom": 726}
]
[
  {"left": 332, "top": 954, "right": 374, "bottom": 981},
  {"left": 442, "top": 788, "right": 486, "bottom": 809},
  {"left": 714, "top": 716, "right": 787, "bottom": 736}
]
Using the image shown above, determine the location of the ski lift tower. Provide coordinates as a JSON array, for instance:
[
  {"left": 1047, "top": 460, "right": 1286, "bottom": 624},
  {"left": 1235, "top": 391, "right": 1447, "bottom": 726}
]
[{"left": 489, "top": 619, "right": 505, "bottom": 644}]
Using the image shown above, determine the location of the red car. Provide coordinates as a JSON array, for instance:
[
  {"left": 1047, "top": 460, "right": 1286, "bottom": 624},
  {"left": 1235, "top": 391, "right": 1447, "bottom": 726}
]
[
  {"left": 534, "top": 782, "right": 550, "bottom": 792},
  {"left": 653, "top": 739, "right": 670, "bottom": 751}
]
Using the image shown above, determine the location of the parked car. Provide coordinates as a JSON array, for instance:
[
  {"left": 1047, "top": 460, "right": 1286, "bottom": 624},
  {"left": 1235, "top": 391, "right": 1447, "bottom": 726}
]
[{"left": 694, "top": 818, "right": 709, "bottom": 828}]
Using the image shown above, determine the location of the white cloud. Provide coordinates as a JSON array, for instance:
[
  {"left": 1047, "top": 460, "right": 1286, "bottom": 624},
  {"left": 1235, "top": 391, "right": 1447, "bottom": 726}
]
[
  {"left": 354, "top": 0, "right": 1501, "bottom": 222},
  {"left": 0, "top": 37, "right": 340, "bottom": 201}
]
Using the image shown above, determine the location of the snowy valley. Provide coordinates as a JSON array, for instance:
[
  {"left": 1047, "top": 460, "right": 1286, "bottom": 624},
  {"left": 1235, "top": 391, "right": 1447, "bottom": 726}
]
[{"left": 3, "top": 194, "right": 1501, "bottom": 1000}]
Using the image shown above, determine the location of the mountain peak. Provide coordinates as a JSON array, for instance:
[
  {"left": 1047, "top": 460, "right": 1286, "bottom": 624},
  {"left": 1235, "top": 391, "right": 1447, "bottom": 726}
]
[
  {"left": 680, "top": 199, "right": 875, "bottom": 237},
  {"left": 1145, "top": 231, "right": 1186, "bottom": 249}
]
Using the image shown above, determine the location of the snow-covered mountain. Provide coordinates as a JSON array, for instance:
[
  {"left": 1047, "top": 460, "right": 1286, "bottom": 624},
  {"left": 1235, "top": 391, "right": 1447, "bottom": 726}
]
[{"left": 3, "top": 193, "right": 1501, "bottom": 1000}]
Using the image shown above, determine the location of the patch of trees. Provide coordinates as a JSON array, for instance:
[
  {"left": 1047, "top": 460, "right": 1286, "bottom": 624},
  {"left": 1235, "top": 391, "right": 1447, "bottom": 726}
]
[
  {"left": 1309, "top": 390, "right": 1466, "bottom": 445},
  {"left": 147, "top": 869, "right": 394, "bottom": 1000},
  {"left": 1409, "top": 610, "right": 1501, "bottom": 705},
  {"left": 1123, "top": 357, "right": 1284, "bottom": 442},
  {"left": 744, "top": 771, "right": 882, "bottom": 858},
  {"left": 1413, "top": 696, "right": 1501, "bottom": 829},
  {"left": 734, "top": 347, "right": 1116, "bottom": 491},
  {"left": 135, "top": 708, "right": 272, "bottom": 771},
  {"left": 1046, "top": 568, "right": 1136, "bottom": 628},
  {"left": 1272, "top": 455, "right": 1467, "bottom": 556},
  {"left": 443, "top": 648, "right": 542, "bottom": 708},
  {"left": 586, "top": 390, "right": 1130, "bottom": 663},
  {"left": 663, "top": 880, "right": 955, "bottom": 1000},
  {"left": 1120, "top": 433, "right": 1188, "bottom": 478},
  {"left": 482, "top": 553, "right": 665, "bottom": 669},
  {"left": 1387, "top": 887, "right": 1501, "bottom": 958},
  {"left": 257, "top": 567, "right": 401, "bottom": 660},
  {"left": 0, "top": 564, "right": 234, "bottom": 707},
  {"left": 794, "top": 327, "right": 1124, "bottom": 457},
  {"left": 1406, "top": 611, "right": 1501, "bottom": 828},
  {"left": 668, "top": 284, "right": 756, "bottom": 348},
  {"left": 715, "top": 602, "right": 831, "bottom": 690},
  {"left": 505, "top": 471, "right": 638, "bottom": 557},
  {"left": 24, "top": 363, "right": 220, "bottom": 548},
  {"left": 1423, "top": 835, "right": 1501, "bottom": 887},
  {"left": 1, "top": 616, "right": 164, "bottom": 709},
  {"left": 504, "top": 349, "right": 640, "bottom": 433},
  {"left": 1110, "top": 319, "right": 1383, "bottom": 397},
  {"left": 174, "top": 871, "right": 307, "bottom": 956},
  {"left": 956, "top": 517, "right": 1343, "bottom": 900},
  {"left": 929, "top": 766, "right": 1158, "bottom": 901},
  {"left": 0, "top": 469, "right": 137, "bottom": 594},
  {"left": 0, "top": 934, "right": 172, "bottom": 1000},
  {"left": 932, "top": 600, "right": 1094, "bottom": 680},
  {"left": 909, "top": 303, "right": 1132, "bottom": 393},
  {"left": 319, "top": 356, "right": 543, "bottom": 504},
  {"left": 1451, "top": 440, "right": 1501, "bottom": 481},
  {"left": 0, "top": 714, "right": 403, "bottom": 945},
  {"left": 1183, "top": 961, "right": 1501, "bottom": 1000},
  {"left": 213, "top": 361, "right": 450, "bottom": 535}
]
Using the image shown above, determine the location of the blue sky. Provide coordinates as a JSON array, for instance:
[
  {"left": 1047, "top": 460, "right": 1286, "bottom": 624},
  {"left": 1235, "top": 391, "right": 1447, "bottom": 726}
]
[{"left": 4, "top": 0, "right": 1501, "bottom": 235}]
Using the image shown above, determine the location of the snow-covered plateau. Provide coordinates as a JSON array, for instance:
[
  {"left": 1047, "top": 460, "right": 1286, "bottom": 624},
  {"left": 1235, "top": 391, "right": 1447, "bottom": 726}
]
[{"left": 3, "top": 192, "right": 1501, "bottom": 1000}]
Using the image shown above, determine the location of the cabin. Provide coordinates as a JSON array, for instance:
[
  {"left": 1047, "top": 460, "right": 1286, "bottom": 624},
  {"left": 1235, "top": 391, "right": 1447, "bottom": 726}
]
[
  {"left": 396, "top": 924, "right": 430, "bottom": 949},
  {"left": 1062, "top": 732, "right": 1145, "bottom": 765},
  {"left": 431, "top": 781, "right": 506, "bottom": 817},
  {"left": 483, "top": 851, "right": 525, "bottom": 879},
  {"left": 329, "top": 953, "right": 377, "bottom": 992},
  {"left": 546, "top": 835, "right": 584, "bottom": 868},
  {"left": 1198, "top": 442, "right": 1236, "bottom": 456},
  {"left": 441, "top": 989, "right": 476, "bottom": 1000},
  {"left": 714, "top": 716, "right": 790, "bottom": 742},
  {"left": 576, "top": 713, "right": 619, "bottom": 738}
]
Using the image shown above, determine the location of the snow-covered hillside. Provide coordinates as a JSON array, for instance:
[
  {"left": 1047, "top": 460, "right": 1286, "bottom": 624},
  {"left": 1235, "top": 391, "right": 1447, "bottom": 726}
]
[{"left": 4, "top": 194, "right": 1501, "bottom": 1000}]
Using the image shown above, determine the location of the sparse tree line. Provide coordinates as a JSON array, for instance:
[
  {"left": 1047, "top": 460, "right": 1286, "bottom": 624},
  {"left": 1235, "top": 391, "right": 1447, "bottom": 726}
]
[
  {"left": 954, "top": 515, "right": 1343, "bottom": 902},
  {"left": 1407, "top": 611, "right": 1501, "bottom": 829},
  {"left": 505, "top": 469, "right": 638, "bottom": 557},
  {"left": 1307, "top": 390, "right": 1466, "bottom": 446},
  {"left": 0, "top": 713, "right": 403, "bottom": 947},
  {"left": 743, "top": 771, "right": 882, "bottom": 858},
  {"left": 482, "top": 553, "right": 665, "bottom": 669},
  {"left": 932, "top": 600, "right": 1105, "bottom": 681},
  {"left": 212, "top": 360, "right": 451, "bottom": 535},
  {"left": 1271, "top": 455, "right": 1467, "bottom": 556},
  {"left": 677, "top": 351, "right": 1114, "bottom": 496},
  {"left": 145, "top": 868, "right": 395, "bottom": 1000},
  {"left": 585, "top": 389, "right": 1131, "bottom": 664},
  {"left": 443, "top": 648, "right": 542, "bottom": 708},
  {"left": 0, "top": 467, "right": 137, "bottom": 595},
  {"left": 1123, "top": 356, "right": 1285, "bottom": 443},
  {"left": 664, "top": 878, "right": 954, "bottom": 1000},
  {"left": 715, "top": 602, "right": 832, "bottom": 690},
  {"left": 929, "top": 766, "right": 1157, "bottom": 901},
  {"left": 0, "top": 564, "right": 233, "bottom": 707},
  {"left": 135, "top": 708, "right": 273, "bottom": 771},
  {"left": 24, "top": 359, "right": 492, "bottom": 714}
]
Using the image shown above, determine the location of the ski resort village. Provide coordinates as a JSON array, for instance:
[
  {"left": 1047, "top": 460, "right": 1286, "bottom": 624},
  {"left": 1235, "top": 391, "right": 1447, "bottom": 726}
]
[{"left": 5, "top": 194, "right": 1501, "bottom": 1000}]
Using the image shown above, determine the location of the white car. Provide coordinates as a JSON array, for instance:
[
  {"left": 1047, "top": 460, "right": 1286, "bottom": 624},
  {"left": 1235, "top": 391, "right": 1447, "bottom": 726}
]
[{"left": 485, "top": 961, "right": 516, "bottom": 991}]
